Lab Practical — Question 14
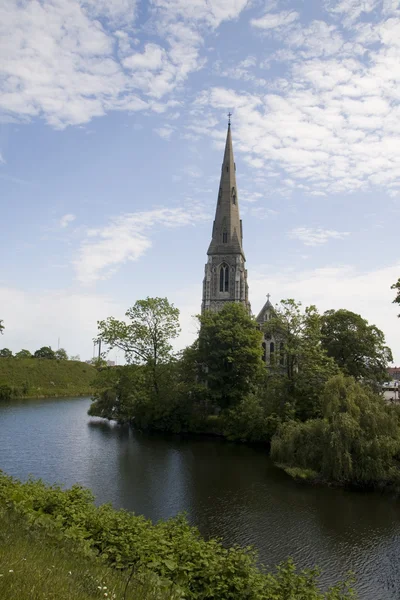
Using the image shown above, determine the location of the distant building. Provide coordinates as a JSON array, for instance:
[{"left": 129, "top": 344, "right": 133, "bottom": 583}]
[{"left": 388, "top": 367, "right": 400, "bottom": 380}]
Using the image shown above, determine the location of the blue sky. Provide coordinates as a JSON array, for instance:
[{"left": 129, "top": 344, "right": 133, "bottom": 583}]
[{"left": 1, "top": 0, "right": 400, "bottom": 363}]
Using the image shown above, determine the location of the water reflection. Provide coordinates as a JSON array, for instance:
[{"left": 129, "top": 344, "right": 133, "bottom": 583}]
[{"left": 1, "top": 397, "right": 400, "bottom": 599}]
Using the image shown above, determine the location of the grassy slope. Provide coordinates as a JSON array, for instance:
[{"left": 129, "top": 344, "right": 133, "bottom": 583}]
[
  {"left": 0, "top": 508, "right": 179, "bottom": 600},
  {"left": 0, "top": 358, "right": 95, "bottom": 397}
]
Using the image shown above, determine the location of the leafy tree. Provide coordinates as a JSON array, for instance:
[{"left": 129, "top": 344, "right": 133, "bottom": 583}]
[
  {"left": 0, "top": 320, "right": 3, "bottom": 334},
  {"left": 0, "top": 348, "right": 13, "bottom": 358},
  {"left": 197, "top": 303, "right": 264, "bottom": 410},
  {"left": 391, "top": 278, "right": 400, "bottom": 315},
  {"left": 97, "top": 297, "right": 180, "bottom": 396},
  {"left": 55, "top": 348, "right": 68, "bottom": 360},
  {"left": 272, "top": 374, "right": 400, "bottom": 486},
  {"left": 264, "top": 300, "right": 338, "bottom": 419},
  {"left": 34, "top": 346, "right": 56, "bottom": 359},
  {"left": 15, "top": 349, "right": 32, "bottom": 359},
  {"left": 321, "top": 309, "right": 392, "bottom": 384}
]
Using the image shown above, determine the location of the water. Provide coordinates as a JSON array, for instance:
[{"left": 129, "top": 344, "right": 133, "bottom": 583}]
[{"left": 1, "top": 397, "right": 400, "bottom": 599}]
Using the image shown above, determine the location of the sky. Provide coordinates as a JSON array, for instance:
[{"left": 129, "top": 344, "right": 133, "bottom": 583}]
[{"left": 1, "top": 0, "right": 400, "bottom": 364}]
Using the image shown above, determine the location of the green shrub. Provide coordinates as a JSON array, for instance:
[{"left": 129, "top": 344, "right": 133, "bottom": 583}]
[{"left": 0, "top": 472, "right": 355, "bottom": 600}]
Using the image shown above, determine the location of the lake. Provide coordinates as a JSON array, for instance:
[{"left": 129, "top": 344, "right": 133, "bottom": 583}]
[{"left": 1, "top": 396, "right": 400, "bottom": 599}]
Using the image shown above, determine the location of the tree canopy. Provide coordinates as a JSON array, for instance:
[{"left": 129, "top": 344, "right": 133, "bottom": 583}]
[
  {"left": 55, "top": 348, "right": 68, "bottom": 360},
  {"left": 391, "top": 278, "right": 400, "bottom": 315},
  {"left": 0, "top": 320, "right": 3, "bottom": 335},
  {"left": 34, "top": 346, "right": 56, "bottom": 359},
  {"left": 197, "top": 303, "right": 264, "bottom": 409},
  {"left": 0, "top": 348, "right": 13, "bottom": 358},
  {"left": 321, "top": 309, "right": 392, "bottom": 384},
  {"left": 15, "top": 349, "right": 32, "bottom": 359}
]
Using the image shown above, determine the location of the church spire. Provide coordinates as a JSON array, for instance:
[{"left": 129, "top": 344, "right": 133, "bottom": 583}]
[
  {"left": 201, "top": 119, "right": 250, "bottom": 315},
  {"left": 207, "top": 122, "right": 244, "bottom": 258}
]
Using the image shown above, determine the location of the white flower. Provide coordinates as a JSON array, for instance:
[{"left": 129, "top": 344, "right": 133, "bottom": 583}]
[{"left": 9, "top": 569, "right": 14, "bottom": 573}]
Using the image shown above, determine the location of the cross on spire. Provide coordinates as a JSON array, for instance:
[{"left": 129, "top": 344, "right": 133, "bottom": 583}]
[
  {"left": 228, "top": 112, "right": 232, "bottom": 125},
  {"left": 266, "top": 293, "right": 271, "bottom": 301}
]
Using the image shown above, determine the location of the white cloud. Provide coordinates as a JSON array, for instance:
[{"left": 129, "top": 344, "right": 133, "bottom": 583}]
[
  {"left": 0, "top": 152, "right": 5, "bottom": 164},
  {"left": 251, "top": 262, "right": 400, "bottom": 362},
  {"left": 75, "top": 205, "right": 209, "bottom": 283},
  {"left": 60, "top": 214, "right": 76, "bottom": 228},
  {"left": 289, "top": 227, "right": 350, "bottom": 246},
  {"left": 0, "top": 0, "right": 250, "bottom": 127},
  {"left": 154, "top": 125, "right": 175, "bottom": 139},
  {"left": 0, "top": 286, "right": 122, "bottom": 360},
  {"left": 251, "top": 10, "right": 299, "bottom": 30}
]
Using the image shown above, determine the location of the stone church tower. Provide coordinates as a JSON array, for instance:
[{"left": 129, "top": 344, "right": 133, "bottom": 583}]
[{"left": 201, "top": 122, "right": 251, "bottom": 314}]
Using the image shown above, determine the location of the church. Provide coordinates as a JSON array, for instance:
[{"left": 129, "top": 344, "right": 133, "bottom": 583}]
[{"left": 201, "top": 119, "right": 282, "bottom": 367}]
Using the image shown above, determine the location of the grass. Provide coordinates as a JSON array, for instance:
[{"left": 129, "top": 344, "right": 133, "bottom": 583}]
[
  {"left": 0, "top": 507, "right": 181, "bottom": 600},
  {"left": 0, "top": 358, "right": 95, "bottom": 398}
]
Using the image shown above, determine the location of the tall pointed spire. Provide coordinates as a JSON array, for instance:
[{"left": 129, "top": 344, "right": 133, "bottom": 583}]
[
  {"left": 201, "top": 120, "right": 250, "bottom": 315},
  {"left": 207, "top": 122, "right": 244, "bottom": 257}
]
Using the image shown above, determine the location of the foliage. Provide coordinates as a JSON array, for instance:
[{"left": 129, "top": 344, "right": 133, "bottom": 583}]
[
  {"left": 221, "top": 393, "right": 281, "bottom": 444},
  {"left": 271, "top": 374, "right": 400, "bottom": 486},
  {"left": 0, "top": 505, "right": 181, "bottom": 600},
  {"left": 197, "top": 303, "right": 264, "bottom": 410},
  {"left": 0, "top": 348, "right": 13, "bottom": 358},
  {"left": 15, "top": 349, "right": 32, "bottom": 359},
  {"left": 34, "top": 346, "right": 56, "bottom": 359},
  {"left": 97, "top": 297, "right": 180, "bottom": 397},
  {"left": 55, "top": 348, "right": 69, "bottom": 360},
  {"left": 391, "top": 278, "right": 400, "bottom": 315},
  {"left": 321, "top": 309, "right": 392, "bottom": 384},
  {"left": 0, "top": 320, "right": 3, "bottom": 334},
  {"left": 0, "top": 473, "right": 355, "bottom": 600},
  {"left": 70, "top": 354, "right": 81, "bottom": 361},
  {"left": 0, "top": 384, "right": 20, "bottom": 402},
  {"left": 264, "top": 300, "right": 339, "bottom": 420},
  {"left": 0, "top": 358, "right": 95, "bottom": 398}
]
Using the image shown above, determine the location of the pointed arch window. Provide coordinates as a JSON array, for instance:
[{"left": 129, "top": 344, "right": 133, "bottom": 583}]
[
  {"left": 232, "top": 187, "right": 236, "bottom": 204},
  {"left": 270, "top": 341, "right": 275, "bottom": 365},
  {"left": 222, "top": 231, "right": 228, "bottom": 243},
  {"left": 219, "top": 264, "right": 229, "bottom": 292},
  {"left": 262, "top": 342, "right": 266, "bottom": 363}
]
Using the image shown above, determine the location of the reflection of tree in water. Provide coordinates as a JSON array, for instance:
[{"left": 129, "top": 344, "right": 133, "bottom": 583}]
[{"left": 84, "top": 423, "right": 400, "bottom": 600}]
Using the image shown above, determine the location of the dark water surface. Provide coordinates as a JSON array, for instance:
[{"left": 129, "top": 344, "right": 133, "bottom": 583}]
[{"left": 1, "top": 397, "right": 400, "bottom": 599}]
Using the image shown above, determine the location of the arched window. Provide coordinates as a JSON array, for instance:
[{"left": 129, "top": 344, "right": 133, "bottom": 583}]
[
  {"left": 219, "top": 264, "right": 229, "bottom": 292},
  {"left": 270, "top": 341, "right": 275, "bottom": 365},
  {"left": 222, "top": 231, "right": 228, "bottom": 243},
  {"left": 270, "top": 342, "right": 275, "bottom": 354},
  {"left": 232, "top": 187, "right": 236, "bottom": 204},
  {"left": 262, "top": 342, "right": 266, "bottom": 362}
]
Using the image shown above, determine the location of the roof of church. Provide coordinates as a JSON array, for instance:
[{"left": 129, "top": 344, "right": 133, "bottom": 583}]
[
  {"left": 255, "top": 297, "right": 275, "bottom": 323},
  {"left": 207, "top": 124, "right": 245, "bottom": 258}
]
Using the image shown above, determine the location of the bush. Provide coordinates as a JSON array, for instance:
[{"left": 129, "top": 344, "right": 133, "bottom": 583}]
[
  {"left": 272, "top": 374, "right": 400, "bottom": 486},
  {"left": 0, "top": 472, "right": 355, "bottom": 600}
]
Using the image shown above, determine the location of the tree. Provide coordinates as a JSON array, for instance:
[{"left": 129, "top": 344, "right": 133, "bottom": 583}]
[
  {"left": 0, "top": 348, "right": 13, "bottom": 358},
  {"left": 197, "top": 303, "right": 264, "bottom": 410},
  {"left": 55, "top": 348, "right": 68, "bottom": 360},
  {"left": 34, "top": 346, "right": 56, "bottom": 359},
  {"left": 15, "top": 349, "right": 32, "bottom": 359},
  {"left": 0, "top": 320, "right": 3, "bottom": 335},
  {"left": 69, "top": 354, "right": 81, "bottom": 361},
  {"left": 264, "top": 300, "right": 338, "bottom": 419},
  {"left": 97, "top": 297, "right": 180, "bottom": 395},
  {"left": 391, "top": 278, "right": 400, "bottom": 315},
  {"left": 271, "top": 374, "right": 400, "bottom": 486},
  {"left": 321, "top": 309, "right": 392, "bottom": 385}
]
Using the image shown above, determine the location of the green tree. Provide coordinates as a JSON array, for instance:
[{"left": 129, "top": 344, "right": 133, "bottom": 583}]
[
  {"left": 391, "top": 278, "right": 400, "bottom": 315},
  {"left": 34, "top": 346, "right": 56, "bottom": 359},
  {"left": 0, "top": 348, "right": 13, "bottom": 358},
  {"left": 197, "top": 303, "right": 264, "bottom": 410},
  {"left": 0, "top": 320, "right": 3, "bottom": 334},
  {"left": 321, "top": 309, "right": 392, "bottom": 384},
  {"left": 97, "top": 297, "right": 180, "bottom": 396},
  {"left": 69, "top": 354, "right": 81, "bottom": 361},
  {"left": 15, "top": 349, "right": 32, "bottom": 359},
  {"left": 264, "top": 300, "right": 338, "bottom": 419},
  {"left": 55, "top": 348, "right": 68, "bottom": 360},
  {"left": 272, "top": 374, "right": 400, "bottom": 486}
]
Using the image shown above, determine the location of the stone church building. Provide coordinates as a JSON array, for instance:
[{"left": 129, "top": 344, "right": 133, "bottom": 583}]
[{"left": 201, "top": 121, "right": 282, "bottom": 367}]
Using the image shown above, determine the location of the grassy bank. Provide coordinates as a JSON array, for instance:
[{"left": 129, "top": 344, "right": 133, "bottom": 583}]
[
  {"left": 0, "top": 507, "right": 180, "bottom": 600},
  {"left": 0, "top": 358, "right": 95, "bottom": 398},
  {"left": 0, "top": 472, "right": 356, "bottom": 599}
]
